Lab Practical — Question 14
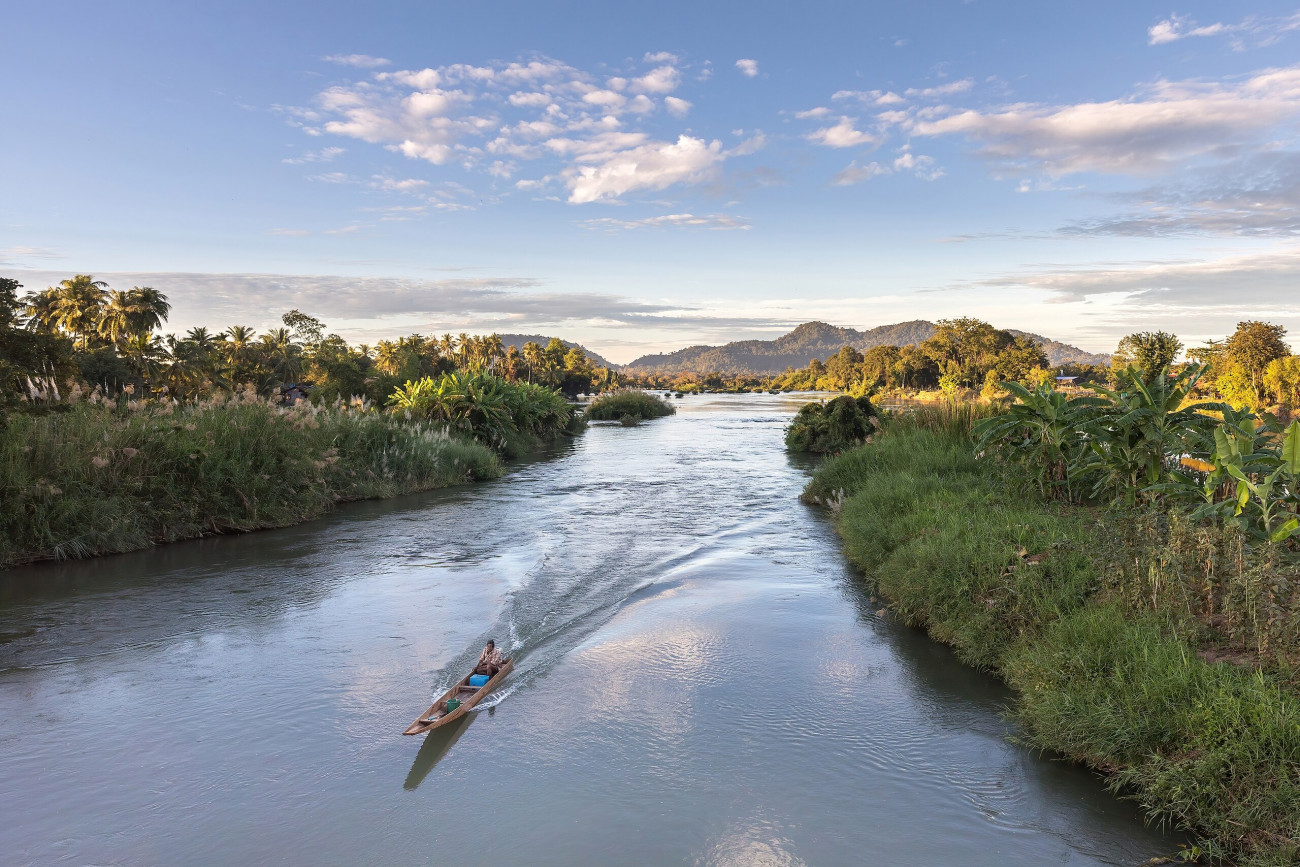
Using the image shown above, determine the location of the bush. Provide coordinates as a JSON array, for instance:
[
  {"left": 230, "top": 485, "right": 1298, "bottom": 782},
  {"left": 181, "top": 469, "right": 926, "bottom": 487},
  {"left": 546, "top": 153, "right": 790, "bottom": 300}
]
[
  {"left": 586, "top": 389, "right": 675, "bottom": 421},
  {"left": 785, "top": 395, "right": 877, "bottom": 453},
  {"left": 387, "top": 371, "right": 575, "bottom": 453}
]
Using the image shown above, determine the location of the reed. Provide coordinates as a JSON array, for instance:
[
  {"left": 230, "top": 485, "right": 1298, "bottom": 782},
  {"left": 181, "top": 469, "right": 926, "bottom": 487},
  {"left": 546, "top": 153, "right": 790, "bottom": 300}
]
[{"left": 0, "top": 389, "right": 500, "bottom": 568}]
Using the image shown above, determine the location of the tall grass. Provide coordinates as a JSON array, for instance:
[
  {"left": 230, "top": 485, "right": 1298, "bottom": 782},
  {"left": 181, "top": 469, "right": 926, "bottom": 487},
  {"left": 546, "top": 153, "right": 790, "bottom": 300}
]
[
  {"left": 586, "top": 389, "right": 675, "bottom": 421},
  {"left": 809, "top": 421, "right": 1300, "bottom": 864},
  {"left": 1, "top": 390, "right": 500, "bottom": 568}
]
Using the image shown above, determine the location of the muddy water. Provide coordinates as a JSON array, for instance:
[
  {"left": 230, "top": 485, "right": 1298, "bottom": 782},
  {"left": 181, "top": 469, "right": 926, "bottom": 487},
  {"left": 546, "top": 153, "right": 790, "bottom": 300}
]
[{"left": 0, "top": 393, "right": 1175, "bottom": 865}]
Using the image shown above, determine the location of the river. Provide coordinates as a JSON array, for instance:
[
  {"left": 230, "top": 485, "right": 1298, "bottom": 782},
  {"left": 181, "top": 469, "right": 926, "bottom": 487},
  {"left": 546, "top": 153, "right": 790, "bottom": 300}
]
[{"left": 0, "top": 393, "right": 1175, "bottom": 865}]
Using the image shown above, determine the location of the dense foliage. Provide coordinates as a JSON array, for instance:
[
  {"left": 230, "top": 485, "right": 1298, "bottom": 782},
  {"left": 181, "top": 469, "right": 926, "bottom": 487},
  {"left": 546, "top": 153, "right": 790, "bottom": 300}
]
[
  {"left": 0, "top": 390, "right": 501, "bottom": 568},
  {"left": 387, "top": 371, "right": 577, "bottom": 455},
  {"left": 785, "top": 395, "right": 878, "bottom": 453},
  {"left": 811, "top": 417, "right": 1300, "bottom": 866},
  {"left": 2, "top": 274, "right": 619, "bottom": 407},
  {"left": 975, "top": 364, "right": 1300, "bottom": 544},
  {"left": 585, "top": 389, "right": 676, "bottom": 421}
]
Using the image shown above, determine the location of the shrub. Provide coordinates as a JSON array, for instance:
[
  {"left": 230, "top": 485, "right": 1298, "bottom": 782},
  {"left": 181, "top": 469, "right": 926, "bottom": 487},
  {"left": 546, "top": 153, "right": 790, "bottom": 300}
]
[
  {"left": 785, "top": 395, "right": 877, "bottom": 453},
  {"left": 387, "top": 371, "right": 575, "bottom": 453},
  {"left": 586, "top": 389, "right": 675, "bottom": 421}
]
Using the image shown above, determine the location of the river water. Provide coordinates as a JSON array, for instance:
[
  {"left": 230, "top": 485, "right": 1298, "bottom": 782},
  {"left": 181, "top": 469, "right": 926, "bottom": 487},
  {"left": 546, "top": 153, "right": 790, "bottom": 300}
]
[{"left": 0, "top": 393, "right": 1175, "bottom": 865}]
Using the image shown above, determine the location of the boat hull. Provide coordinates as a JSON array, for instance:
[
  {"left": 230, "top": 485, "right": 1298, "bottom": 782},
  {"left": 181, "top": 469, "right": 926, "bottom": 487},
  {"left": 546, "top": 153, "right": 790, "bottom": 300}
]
[{"left": 403, "top": 658, "right": 513, "bottom": 735}]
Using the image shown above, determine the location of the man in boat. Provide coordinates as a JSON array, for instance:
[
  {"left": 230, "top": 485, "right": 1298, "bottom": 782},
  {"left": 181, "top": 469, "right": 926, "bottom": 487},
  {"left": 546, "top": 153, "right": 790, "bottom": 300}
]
[{"left": 474, "top": 640, "right": 503, "bottom": 677}]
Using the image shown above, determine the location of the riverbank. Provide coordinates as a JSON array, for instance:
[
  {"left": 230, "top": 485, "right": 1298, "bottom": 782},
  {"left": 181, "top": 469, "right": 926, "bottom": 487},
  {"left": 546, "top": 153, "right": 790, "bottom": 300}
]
[
  {"left": 806, "top": 416, "right": 1300, "bottom": 865},
  {"left": 0, "top": 392, "right": 503, "bottom": 569}
]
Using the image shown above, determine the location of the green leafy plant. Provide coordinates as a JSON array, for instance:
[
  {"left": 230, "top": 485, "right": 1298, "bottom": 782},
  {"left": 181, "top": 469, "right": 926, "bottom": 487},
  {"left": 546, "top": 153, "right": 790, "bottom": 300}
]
[
  {"left": 973, "top": 382, "right": 1105, "bottom": 501},
  {"left": 785, "top": 395, "right": 878, "bottom": 454}
]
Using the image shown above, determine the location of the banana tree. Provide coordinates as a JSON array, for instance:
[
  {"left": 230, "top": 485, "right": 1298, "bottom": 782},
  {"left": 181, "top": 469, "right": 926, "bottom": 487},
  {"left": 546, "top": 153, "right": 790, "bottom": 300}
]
[
  {"left": 1222, "top": 420, "right": 1300, "bottom": 543},
  {"left": 973, "top": 381, "right": 1105, "bottom": 501},
  {"left": 1076, "top": 364, "right": 1226, "bottom": 506}
]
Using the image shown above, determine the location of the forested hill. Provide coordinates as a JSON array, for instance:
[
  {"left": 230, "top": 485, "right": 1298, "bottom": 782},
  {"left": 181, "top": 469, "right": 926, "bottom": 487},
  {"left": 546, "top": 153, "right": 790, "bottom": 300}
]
[
  {"left": 623, "top": 321, "right": 1109, "bottom": 374},
  {"left": 494, "top": 334, "right": 616, "bottom": 370}
]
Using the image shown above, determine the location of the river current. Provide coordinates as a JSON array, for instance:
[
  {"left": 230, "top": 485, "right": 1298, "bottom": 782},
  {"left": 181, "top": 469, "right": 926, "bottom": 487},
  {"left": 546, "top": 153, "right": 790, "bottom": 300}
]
[{"left": 0, "top": 393, "right": 1174, "bottom": 865}]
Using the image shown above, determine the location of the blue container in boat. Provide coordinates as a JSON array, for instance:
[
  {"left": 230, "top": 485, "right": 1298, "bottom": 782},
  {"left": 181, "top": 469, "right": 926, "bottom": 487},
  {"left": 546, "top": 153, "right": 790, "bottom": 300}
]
[{"left": 468, "top": 674, "right": 490, "bottom": 687}]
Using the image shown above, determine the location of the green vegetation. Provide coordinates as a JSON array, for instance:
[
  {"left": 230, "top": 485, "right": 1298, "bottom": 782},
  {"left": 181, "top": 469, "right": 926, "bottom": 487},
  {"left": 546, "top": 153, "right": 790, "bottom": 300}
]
[
  {"left": 585, "top": 389, "right": 676, "bottom": 422},
  {"left": 3, "top": 274, "right": 620, "bottom": 406},
  {"left": 387, "top": 371, "right": 579, "bottom": 456},
  {"left": 810, "top": 367, "right": 1300, "bottom": 863},
  {"left": 785, "top": 395, "right": 878, "bottom": 453},
  {"left": 0, "top": 274, "right": 610, "bottom": 567},
  {"left": 1, "top": 391, "right": 501, "bottom": 568}
]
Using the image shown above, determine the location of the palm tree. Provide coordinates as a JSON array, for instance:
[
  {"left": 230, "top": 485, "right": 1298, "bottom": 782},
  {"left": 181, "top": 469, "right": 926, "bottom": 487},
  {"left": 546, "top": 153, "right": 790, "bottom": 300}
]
[
  {"left": 124, "top": 287, "right": 170, "bottom": 335},
  {"left": 484, "top": 333, "right": 504, "bottom": 371},
  {"left": 98, "top": 290, "right": 135, "bottom": 347},
  {"left": 23, "top": 287, "right": 61, "bottom": 332},
  {"left": 223, "top": 325, "right": 257, "bottom": 385},
  {"left": 259, "top": 327, "right": 302, "bottom": 383},
  {"left": 120, "top": 333, "right": 164, "bottom": 386},
  {"left": 52, "top": 275, "right": 109, "bottom": 350},
  {"left": 522, "top": 341, "right": 544, "bottom": 384}
]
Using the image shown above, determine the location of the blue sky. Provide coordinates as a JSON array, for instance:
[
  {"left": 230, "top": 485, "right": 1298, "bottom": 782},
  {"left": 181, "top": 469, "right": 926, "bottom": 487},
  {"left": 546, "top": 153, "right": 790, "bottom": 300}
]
[{"left": 4, "top": 1, "right": 1300, "bottom": 361}]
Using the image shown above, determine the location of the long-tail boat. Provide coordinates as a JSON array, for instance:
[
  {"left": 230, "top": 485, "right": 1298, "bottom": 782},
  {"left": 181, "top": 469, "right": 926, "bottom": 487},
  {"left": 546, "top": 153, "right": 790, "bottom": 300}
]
[{"left": 403, "top": 658, "right": 514, "bottom": 735}]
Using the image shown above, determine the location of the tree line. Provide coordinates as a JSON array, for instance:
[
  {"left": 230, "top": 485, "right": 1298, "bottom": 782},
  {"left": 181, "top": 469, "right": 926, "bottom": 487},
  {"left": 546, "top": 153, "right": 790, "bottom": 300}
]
[{"left": 1, "top": 274, "right": 619, "bottom": 408}]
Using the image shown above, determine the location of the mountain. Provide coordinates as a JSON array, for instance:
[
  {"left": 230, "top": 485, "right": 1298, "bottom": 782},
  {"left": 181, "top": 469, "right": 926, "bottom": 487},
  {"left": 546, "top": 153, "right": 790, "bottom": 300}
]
[
  {"left": 1005, "top": 331, "right": 1111, "bottom": 367},
  {"left": 623, "top": 321, "right": 1109, "bottom": 374},
  {"left": 494, "top": 334, "right": 617, "bottom": 370}
]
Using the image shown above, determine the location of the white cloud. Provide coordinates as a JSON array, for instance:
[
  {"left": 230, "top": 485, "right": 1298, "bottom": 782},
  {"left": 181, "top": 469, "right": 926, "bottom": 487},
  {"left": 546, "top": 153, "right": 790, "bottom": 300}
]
[
  {"left": 507, "top": 91, "right": 551, "bottom": 107},
  {"left": 282, "top": 146, "right": 346, "bottom": 165},
  {"left": 268, "top": 228, "right": 311, "bottom": 236},
  {"left": 0, "top": 246, "right": 65, "bottom": 266},
  {"left": 664, "top": 96, "right": 692, "bottom": 117},
  {"left": 904, "top": 79, "right": 973, "bottom": 98},
  {"left": 975, "top": 247, "right": 1300, "bottom": 321},
  {"left": 806, "top": 117, "right": 877, "bottom": 148},
  {"left": 794, "top": 107, "right": 830, "bottom": 119},
  {"left": 323, "top": 54, "right": 390, "bottom": 68},
  {"left": 566, "top": 135, "right": 726, "bottom": 203},
  {"left": 735, "top": 59, "right": 759, "bottom": 78},
  {"left": 580, "top": 213, "right": 751, "bottom": 231},
  {"left": 644, "top": 51, "right": 679, "bottom": 64},
  {"left": 831, "top": 146, "right": 942, "bottom": 185},
  {"left": 910, "top": 64, "right": 1300, "bottom": 176},
  {"left": 831, "top": 162, "right": 888, "bottom": 185},
  {"left": 582, "top": 89, "right": 627, "bottom": 109},
  {"left": 299, "top": 53, "right": 763, "bottom": 205},
  {"left": 371, "top": 176, "right": 429, "bottom": 192},
  {"left": 1146, "top": 12, "right": 1300, "bottom": 48},
  {"left": 832, "top": 89, "right": 904, "bottom": 106},
  {"left": 631, "top": 65, "right": 680, "bottom": 94}
]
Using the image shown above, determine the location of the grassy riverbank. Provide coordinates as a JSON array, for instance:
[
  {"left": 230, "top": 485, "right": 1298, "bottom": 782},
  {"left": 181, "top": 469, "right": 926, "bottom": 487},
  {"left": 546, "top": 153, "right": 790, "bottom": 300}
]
[
  {"left": 807, "top": 413, "right": 1300, "bottom": 865},
  {"left": 1, "top": 391, "right": 502, "bottom": 568}
]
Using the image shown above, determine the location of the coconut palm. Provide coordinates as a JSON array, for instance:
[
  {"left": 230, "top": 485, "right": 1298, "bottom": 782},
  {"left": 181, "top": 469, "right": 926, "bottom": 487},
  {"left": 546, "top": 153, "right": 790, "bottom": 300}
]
[
  {"left": 259, "top": 327, "right": 302, "bottom": 383},
  {"left": 123, "top": 287, "right": 170, "bottom": 335},
  {"left": 51, "top": 275, "right": 109, "bottom": 349},
  {"left": 22, "top": 287, "right": 61, "bottom": 332},
  {"left": 223, "top": 325, "right": 257, "bottom": 385},
  {"left": 119, "top": 332, "right": 164, "bottom": 385}
]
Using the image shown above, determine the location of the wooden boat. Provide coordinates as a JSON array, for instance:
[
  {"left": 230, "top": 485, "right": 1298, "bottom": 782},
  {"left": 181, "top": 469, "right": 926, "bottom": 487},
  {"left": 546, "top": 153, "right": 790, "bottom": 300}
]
[{"left": 403, "top": 658, "right": 513, "bottom": 735}]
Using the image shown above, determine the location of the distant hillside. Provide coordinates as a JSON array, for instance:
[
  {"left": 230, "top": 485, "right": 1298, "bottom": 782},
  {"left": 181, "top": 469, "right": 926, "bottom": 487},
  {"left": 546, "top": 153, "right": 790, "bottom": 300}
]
[
  {"left": 624, "top": 321, "right": 1109, "bottom": 374},
  {"left": 1005, "top": 331, "right": 1111, "bottom": 368},
  {"left": 494, "top": 334, "right": 617, "bottom": 370}
]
